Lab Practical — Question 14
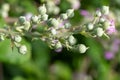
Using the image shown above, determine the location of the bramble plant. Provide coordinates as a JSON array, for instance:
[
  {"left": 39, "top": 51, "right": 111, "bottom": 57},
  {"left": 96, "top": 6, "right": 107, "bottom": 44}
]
[{"left": 0, "top": 4, "right": 114, "bottom": 54}]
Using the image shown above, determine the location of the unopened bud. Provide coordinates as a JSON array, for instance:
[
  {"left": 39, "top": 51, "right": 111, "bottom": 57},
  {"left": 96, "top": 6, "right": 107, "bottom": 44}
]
[
  {"left": 66, "top": 9, "right": 74, "bottom": 18},
  {"left": 95, "top": 10, "right": 101, "bottom": 17},
  {"left": 68, "top": 35, "right": 76, "bottom": 45},
  {"left": 14, "top": 35, "right": 22, "bottom": 42},
  {"left": 19, "top": 16, "right": 26, "bottom": 24},
  {"left": 99, "top": 17, "right": 105, "bottom": 23},
  {"left": 31, "top": 15, "right": 38, "bottom": 23},
  {"left": 104, "top": 20, "right": 110, "bottom": 29},
  {"left": 50, "top": 18, "right": 59, "bottom": 27},
  {"left": 102, "top": 6, "right": 109, "bottom": 15},
  {"left": 23, "top": 21, "right": 31, "bottom": 31},
  {"left": 51, "top": 28, "right": 57, "bottom": 35},
  {"left": 78, "top": 44, "right": 88, "bottom": 53},
  {"left": 19, "top": 45, "right": 27, "bottom": 54},
  {"left": 87, "top": 23, "right": 94, "bottom": 30},
  {"left": 41, "top": 14, "right": 48, "bottom": 21},
  {"left": 96, "top": 27, "right": 104, "bottom": 37},
  {"left": 55, "top": 42, "right": 62, "bottom": 49},
  {"left": 60, "top": 13, "right": 68, "bottom": 20},
  {"left": 53, "top": 7, "right": 60, "bottom": 15},
  {"left": 38, "top": 4, "right": 47, "bottom": 15},
  {"left": 64, "top": 22, "right": 71, "bottom": 29}
]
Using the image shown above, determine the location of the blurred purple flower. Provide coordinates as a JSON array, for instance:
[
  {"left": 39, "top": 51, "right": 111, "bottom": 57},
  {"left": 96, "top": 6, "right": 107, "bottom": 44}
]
[
  {"left": 105, "top": 51, "right": 114, "bottom": 60},
  {"left": 58, "top": 21, "right": 67, "bottom": 28},
  {"left": 80, "top": 10, "right": 91, "bottom": 17},
  {"left": 111, "top": 39, "right": 120, "bottom": 53},
  {"left": 106, "top": 20, "right": 116, "bottom": 34},
  {"left": 58, "top": 21, "right": 64, "bottom": 28}
]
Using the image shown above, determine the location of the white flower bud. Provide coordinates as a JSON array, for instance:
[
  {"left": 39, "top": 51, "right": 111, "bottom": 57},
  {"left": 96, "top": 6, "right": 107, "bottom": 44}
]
[
  {"left": 23, "top": 21, "right": 31, "bottom": 31},
  {"left": 31, "top": 15, "right": 38, "bottom": 23},
  {"left": 38, "top": 4, "right": 47, "bottom": 15},
  {"left": 64, "top": 22, "right": 71, "bottom": 29},
  {"left": 55, "top": 42, "right": 62, "bottom": 49},
  {"left": 50, "top": 18, "right": 59, "bottom": 27},
  {"left": 60, "top": 13, "right": 68, "bottom": 20},
  {"left": 68, "top": 35, "right": 76, "bottom": 45},
  {"left": 95, "top": 10, "right": 101, "bottom": 17},
  {"left": 0, "top": 33, "right": 5, "bottom": 41},
  {"left": 104, "top": 20, "right": 110, "bottom": 29},
  {"left": 99, "top": 17, "right": 105, "bottom": 23},
  {"left": 87, "top": 23, "right": 94, "bottom": 30},
  {"left": 51, "top": 28, "right": 57, "bottom": 35},
  {"left": 41, "top": 14, "right": 48, "bottom": 21},
  {"left": 78, "top": 44, "right": 88, "bottom": 53},
  {"left": 19, "top": 45, "right": 27, "bottom": 54},
  {"left": 53, "top": 7, "right": 60, "bottom": 15},
  {"left": 66, "top": 9, "right": 74, "bottom": 18},
  {"left": 19, "top": 16, "right": 26, "bottom": 24},
  {"left": 96, "top": 27, "right": 104, "bottom": 37},
  {"left": 102, "top": 6, "right": 109, "bottom": 15},
  {"left": 14, "top": 35, "right": 22, "bottom": 42}
]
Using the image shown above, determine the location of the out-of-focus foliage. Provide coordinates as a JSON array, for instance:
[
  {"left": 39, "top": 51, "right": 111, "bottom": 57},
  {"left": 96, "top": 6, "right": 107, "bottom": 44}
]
[{"left": 0, "top": 0, "right": 120, "bottom": 80}]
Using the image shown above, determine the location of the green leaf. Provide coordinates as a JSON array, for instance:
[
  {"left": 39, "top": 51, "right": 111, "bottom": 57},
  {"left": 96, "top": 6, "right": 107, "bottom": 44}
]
[{"left": 0, "top": 39, "right": 31, "bottom": 64}]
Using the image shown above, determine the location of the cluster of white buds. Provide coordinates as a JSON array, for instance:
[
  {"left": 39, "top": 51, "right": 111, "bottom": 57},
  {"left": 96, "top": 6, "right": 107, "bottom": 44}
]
[
  {"left": 38, "top": 4, "right": 49, "bottom": 21},
  {"left": 60, "top": 9, "right": 74, "bottom": 20},
  {"left": 85, "top": 6, "right": 111, "bottom": 37},
  {"left": 13, "top": 35, "right": 27, "bottom": 54},
  {"left": 0, "top": 4, "right": 112, "bottom": 54},
  {"left": 16, "top": 16, "right": 31, "bottom": 32}
]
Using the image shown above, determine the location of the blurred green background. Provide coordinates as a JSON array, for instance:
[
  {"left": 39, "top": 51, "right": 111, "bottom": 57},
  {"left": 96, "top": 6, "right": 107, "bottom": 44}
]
[{"left": 0, "top": 0, "right": 120, "bottom": 80}]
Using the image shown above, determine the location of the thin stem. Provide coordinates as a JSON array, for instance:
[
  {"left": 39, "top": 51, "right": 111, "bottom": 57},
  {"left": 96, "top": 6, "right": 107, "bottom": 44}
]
[
  {"left": 0, "top": 63, "right": 4, "bottom": 80},
  {"left": 92, "top": 17, "right": 98, "bottom": 24}
]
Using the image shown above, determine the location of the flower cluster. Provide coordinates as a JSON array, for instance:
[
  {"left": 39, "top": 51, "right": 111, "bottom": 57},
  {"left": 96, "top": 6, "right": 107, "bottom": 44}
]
[
  {"left": 84, "top": 6, "right": 116, "bottom": 38},
  {"left": 0, "top": 4, "right": 114, "bottom": 54}
]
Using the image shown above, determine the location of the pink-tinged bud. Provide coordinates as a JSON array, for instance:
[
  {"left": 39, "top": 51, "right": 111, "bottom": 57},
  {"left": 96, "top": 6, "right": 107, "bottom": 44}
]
[
  {"left": 71, "top": 0, "right": 80, "bottom": 10},
  {"left": 106, "top": 20, "right": 116, "bottom": 34}
]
